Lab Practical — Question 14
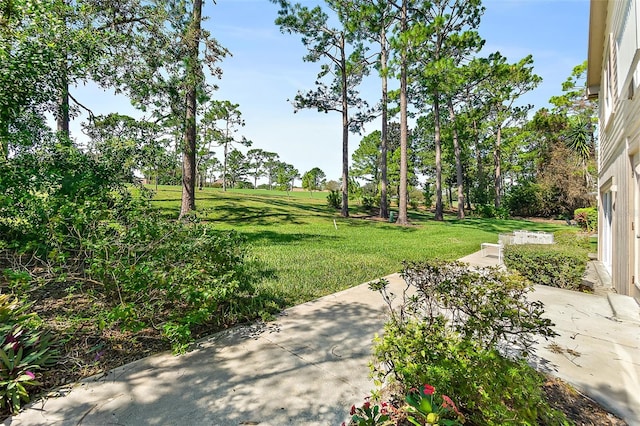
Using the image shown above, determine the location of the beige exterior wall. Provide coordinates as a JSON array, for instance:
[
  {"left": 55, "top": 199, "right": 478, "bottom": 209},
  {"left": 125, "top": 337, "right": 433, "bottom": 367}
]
[{"left": 593, "top": 0, "right": 640, "bottom": 299}]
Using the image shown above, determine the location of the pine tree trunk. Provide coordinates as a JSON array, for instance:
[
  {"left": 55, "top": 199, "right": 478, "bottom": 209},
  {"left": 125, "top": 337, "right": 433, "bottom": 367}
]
[
  {"left": 379, "top": 28, "right": 389, "bottom": 219},
  {"left": 179, "top": 0, "right": 202, "bottom": 218},
  {"left": 340, "top": 34, "right": 349, "bottom": 218},
  {"left": 494, "top": 126, "right": 502, "bottom": 208},
  {"left": 397, "top": 0, "right": 409, "bottom": 225},
  {"left": 223, "top": 140, "right": 228, "bottom": 192},
  {"left": 434, "top": 92, "right": 443, "bottom": 221},
  {"left": 448, "top": 98, "right": 464, "bottom": 219}
]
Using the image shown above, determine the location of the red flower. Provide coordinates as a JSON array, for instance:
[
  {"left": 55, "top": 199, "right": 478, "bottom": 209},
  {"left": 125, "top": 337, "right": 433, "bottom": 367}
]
[
  {"left": 363, "top": 401, "right": 371, "bottom": 410},
  {"left": 350, "top": 405, "right": 356, "bottom": 415},
  {"left": 423, "top": 384, "right": 435, "bottom": 395}
]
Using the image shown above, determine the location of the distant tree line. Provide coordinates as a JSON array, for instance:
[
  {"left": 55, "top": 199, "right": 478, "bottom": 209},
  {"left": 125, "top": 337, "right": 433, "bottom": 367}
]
[{"left": 272, "top": 0, "right": 596, "bottom": 221}]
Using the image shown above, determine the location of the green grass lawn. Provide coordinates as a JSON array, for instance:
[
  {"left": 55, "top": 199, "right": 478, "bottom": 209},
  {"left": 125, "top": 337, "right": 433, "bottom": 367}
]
[{"left": 148, "top": 185, "right": 570, "bottom": 306}]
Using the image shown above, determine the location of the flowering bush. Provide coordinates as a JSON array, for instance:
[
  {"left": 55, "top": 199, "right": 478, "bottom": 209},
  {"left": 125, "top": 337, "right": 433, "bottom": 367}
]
[
  {"left": 574, "top": 207, "right": 597, "bottom": 232},
  {"left": 0, "top": 295, "right": 57, "bottom": 414},
  {"left": 345, "top": 397, "right": 390, "bottom": 426},
  {"left": 345, "top": 385, "right": 463, "bottom": 426},
  {"left": 405, "top": 384, "right": 464, "bottom": 426},
  {"left": 369, "top": 262, "right": 569, "bottom": 425}
]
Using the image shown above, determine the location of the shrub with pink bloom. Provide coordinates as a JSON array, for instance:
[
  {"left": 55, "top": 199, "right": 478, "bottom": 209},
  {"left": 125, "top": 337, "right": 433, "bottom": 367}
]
[
  {"left": 404, "top": 384, "right": 464, "bottom": 426},
  {"left": 346, "top": 396, "right": 390, "bottom": 426}
]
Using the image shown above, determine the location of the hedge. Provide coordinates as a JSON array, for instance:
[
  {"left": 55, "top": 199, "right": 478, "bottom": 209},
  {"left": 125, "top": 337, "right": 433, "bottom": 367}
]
[{"left": 503, "top": 244, "right": 588, "bottom": 290}]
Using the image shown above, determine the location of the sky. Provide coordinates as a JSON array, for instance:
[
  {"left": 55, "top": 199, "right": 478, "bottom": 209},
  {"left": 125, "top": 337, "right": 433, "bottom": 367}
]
[{"left": 70, "top": 0, "right": 591, "bottom": 182}]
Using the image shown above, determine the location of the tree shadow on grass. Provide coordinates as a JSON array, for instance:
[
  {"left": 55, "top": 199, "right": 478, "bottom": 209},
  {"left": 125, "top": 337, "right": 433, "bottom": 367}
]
[
  {"left": 446, "top": 218, "right": 568, "bottom": 235},
  {"left": 240, "top": 229, "right": 341, "bottom": 245}
]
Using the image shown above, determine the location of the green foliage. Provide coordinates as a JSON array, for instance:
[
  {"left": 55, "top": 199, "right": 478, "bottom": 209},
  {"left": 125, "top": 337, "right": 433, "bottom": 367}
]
[
  {"left": 235, "top": 181, "right": 254, "bottom": 189},
  {"left": 475, "top": 204, "right": 510, "bottom": 219},
  {"left": 404, "top": 385, "right": 463, "bottom": 426},
  {"left": 87, "top": 216, "right": 264, "bottom": 353},
  {"left": 361, "top": 195, "right": 377, "bottom": 210},
  {"left": 504, "top": 244, "right": 588, "bottom": 290},
  {"left": 422, "top": 183, "right": 433, "bottom": 209},
  {"left": 370, "top": 262, "right": 566, "bottom": 425},
  {"left": 327, "top": 190, "right": 342, "bottom": 209},
  {"left": 0, "top": 295, "right": 57, "bottom": 414},
  {"left": 505, "top": 182, "right": 543, "bottom": 217},
  {"left": 573, "top": 207, "right": 597, "bottom": 233},
  {"left": 553, "top": 230, "right": 591, "bottom": 251},
  {"left": 408, "top": 189, "right": 424, "bottom": 210},
  {"left": 348, "top": 398, "right": 390, "bottom": 426},
  {"left": 1, "top": 269, "right": 31, "bottom": 294},
  {"left": 0, "top": 138, "right": 133, "bottom": 256},
  {"left": 301, "top": 167, "right": 326, "bottom": 193},
  {"left": 0, "top": 142, "right": 272, "bottom": 353}
]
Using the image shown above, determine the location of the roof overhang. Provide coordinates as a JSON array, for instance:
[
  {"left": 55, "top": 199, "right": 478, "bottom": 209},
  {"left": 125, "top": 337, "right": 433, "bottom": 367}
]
[{"left": 587, "top": 0, "right": 608, "bottom": 99}]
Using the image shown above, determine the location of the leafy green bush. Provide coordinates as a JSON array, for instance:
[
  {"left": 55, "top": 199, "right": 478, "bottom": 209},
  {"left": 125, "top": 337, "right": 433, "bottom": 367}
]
[
  {"left": 235, "top": 181, "right": 254, "bottom": 189},
  {"left": 0, "top": 140, "right": 276, "bottom": 353},
  {"left": 423, "top": 184, "right": 433, "bottom": 209},
  {"left": 85, "top": 213, "right": 268, "bottom": 352},
  {"left": 553, "top": 230, "right": 591, "bottom": 251},
  {"left": 369, "top": 262, "right": 566, "bottom": 425},
  {"left": 361, "top": 195, "right": 376, "bottom": 210},
  {"left": 475, "top": 204, "right": 510, "bottom": 219},
  {"left": 505, "top": 182, "right": 543, "bottom": 217},
  {"left": 407, "top": 189, "right": 424, "bottom": 210},
  {"left": 0, "top": 139, "right": 133, "bottom": 256},
  {"left": 0, "top": 295, "right": 57, "bottom": 414},
  {"left": 574, "top": 207, "right": 597, "bottom": 232},
  {"left": 503, "top": 244, "right": 588, "bottom": 290},
  {"left": 327, "top": 190, "right": 341, "bottom": 209}
]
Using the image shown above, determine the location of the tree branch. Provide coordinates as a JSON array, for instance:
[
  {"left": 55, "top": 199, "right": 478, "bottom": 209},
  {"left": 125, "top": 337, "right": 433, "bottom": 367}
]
[{"left": 68, "top": 92, "right": 95, "bottom": 122}]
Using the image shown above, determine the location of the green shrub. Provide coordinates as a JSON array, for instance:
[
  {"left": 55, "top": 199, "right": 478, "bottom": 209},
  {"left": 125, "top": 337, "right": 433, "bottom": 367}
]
[
  {"left": 503, "top": 244, "right": 588, "bottom": 290},
  {"left": 0, "top": 140, "right": 275, "bottom": 354},
  {"left": 361, "top": 195, "right": 376, "bottom": 210},
  {"left": 0, "top": 295, "right": 58, "bottom": 414},
  {"left": 0, "top": 139, "right": 135, "bottom": 257},
  {"left": 327, "top": 190, "right": 341, "bottom": 209},
  {"left": 423, "top": 184, "right": 433, "bottom": 209},
  {"left": 235, "top": 181, "right": 254, "bottom": 189},
  {"left": 505, "top": 182, "right": 543, "bottom": 217},
  {"left": 574, "top": 207, "right": 597, "bottom": 232},
  {"left": 553, "top": 230, "right": 591, "bottom": 251},
  {"left": 408, "top": 189, "right": 424, "bottom": 210},
  {"left": 475, "top": 204, "right": 510, "bottom": 219},
  {"left": 369, "top": 262, "right": 565, "bottom": 425},
  {"left": 87, "top": 215, "right": 268, "bottom": 352}
]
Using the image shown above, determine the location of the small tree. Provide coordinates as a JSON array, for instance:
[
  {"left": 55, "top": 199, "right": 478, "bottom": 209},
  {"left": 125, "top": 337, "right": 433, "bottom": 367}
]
[
  {"left": 246, "top": 148, "right": 268, "bottom": 189},
  {"left": 226, "top": 149, "right": 248, "bottom": 189},
  {"left": 202, "top": 100, "right": 252, "bottom": 192},
  {"left": 301, "top": 167, "right": 326, "bottom": 196},
  {"left": 275, "top": 161, "right": 299, "bottom": 195},
  {"left": 262, "top": 152, "right": 281, "bottom": 190}
]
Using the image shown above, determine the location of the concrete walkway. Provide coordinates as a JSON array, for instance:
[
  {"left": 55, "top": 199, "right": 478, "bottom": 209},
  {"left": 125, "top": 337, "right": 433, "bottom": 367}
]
[{"left": 4, "top": 252, "right": 640, "bottom": 425}]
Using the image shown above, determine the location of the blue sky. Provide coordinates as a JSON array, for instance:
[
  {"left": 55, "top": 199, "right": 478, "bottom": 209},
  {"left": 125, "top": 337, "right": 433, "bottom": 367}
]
[{"left": 72, "top": 0, "right": 590, "bottom": 182}]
